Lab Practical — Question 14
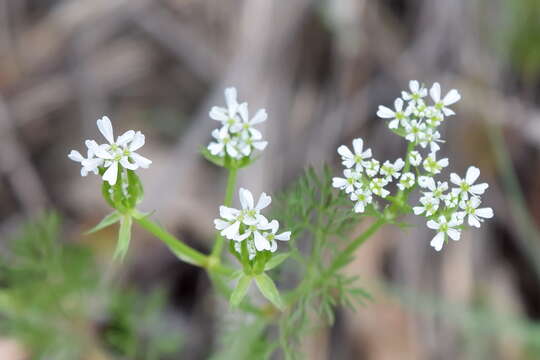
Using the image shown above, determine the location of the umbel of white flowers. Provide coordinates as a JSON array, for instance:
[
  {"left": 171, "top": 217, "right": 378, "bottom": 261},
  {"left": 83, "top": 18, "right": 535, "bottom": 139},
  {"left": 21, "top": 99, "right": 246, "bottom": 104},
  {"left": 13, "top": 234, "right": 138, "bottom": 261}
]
[
  {"left": 68, "top": 116, "right": 152, "bottom": 185},
  {"left": 333, "top": 81, "right": 494, "bottom": 251},
  {"left": 207, "top": 87, "right": 268, "bottom": 159},
  {"left": 214, "top": 188, "right": 291, "bottom": 259}
]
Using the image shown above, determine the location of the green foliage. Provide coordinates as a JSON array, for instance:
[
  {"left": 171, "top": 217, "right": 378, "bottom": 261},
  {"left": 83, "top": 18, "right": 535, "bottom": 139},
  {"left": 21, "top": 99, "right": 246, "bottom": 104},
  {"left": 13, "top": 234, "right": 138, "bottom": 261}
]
[
  {"left": 230, "top": 275, "right": 253, "bottom": 308},
  {"left": 114, "top": 214, "right": 133, "bottom": 260},
  {"left": 101, "top": 167, "right": 144, "bottom": 213},
  {"left": 200, "top": 147, "right": 259, "bottom": 170},
  {"left": 85, "top": 210, "right": 122, "bottom": 235},
  {"left": 254, "top": 273, "right": 284, "bottom": 311},
  {"left": 0, "top": 212, "right": 182, "bottom": 359}
]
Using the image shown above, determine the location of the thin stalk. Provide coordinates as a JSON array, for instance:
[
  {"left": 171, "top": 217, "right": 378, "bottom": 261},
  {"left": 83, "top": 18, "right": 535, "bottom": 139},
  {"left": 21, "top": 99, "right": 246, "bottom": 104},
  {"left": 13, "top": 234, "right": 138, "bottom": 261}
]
[{"left": 211, "top": 166, "right": 238, "bottom": 258}]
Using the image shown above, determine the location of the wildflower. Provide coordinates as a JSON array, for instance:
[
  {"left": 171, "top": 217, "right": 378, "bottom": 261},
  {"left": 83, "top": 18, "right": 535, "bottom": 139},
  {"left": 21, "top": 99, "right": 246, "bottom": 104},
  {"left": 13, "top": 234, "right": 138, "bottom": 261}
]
[
  {"left": 427, "top": 214, "right": 463, "bottom": 251},
  {"left": 380, "top": 158, "right": 404, "bottom": 180},
  {"left": 238, "top": 188, "right": 271, "bottom": 225},
  {"left": 397, "top": 172, "right": 415, "bottom": 190},
  {"left": 208, "top": 124, "right": 240, "bottom": 159},
  {"left": 350, "top": 188, "right": 373, "bottom": 213},
  {"left": 404, "top": 120, "right": 426, "bottom": 143},
  {"left": 337, "top": 138, "right": 372, "bottom": 170},
  {"left": 429, "top": 82, "right": 461, "bottom": 117},
  {"left": 67, "top": 145, "right": 102, "bottom": 177},
  {"left": 253, "top": 219, "right": 291, "bottom": 252},
  {"left": 420, "top": 128, "right": 444, "bottom": 153},
  {"left": 401, "top": 80, "right": 427, "bottom": 104},
  {"left": 409, "top": 151, "right": 422, "bottom": 167},
  {"left": 425, "top": 107, "right": 444, "bottom": 127},
  {"left": 209, "top": 87, "right": 241, "bottom": 130},
  {"left": 332, "top": 169, "right": 361, "bottom": 194},
  {"left": 214, "top": 205, "right": 243, "bottom": 240},
  {"left": 369, "top": 177, "right": 390, "bottom": 198},
  {"left": 450, "top": 166, "right": 489, "bottom": 199},
  {"left": 377, "top": 98, "right": 410, "bottom": 129},
  {"left": 458, "top": 197, "right": 494, "bottom": 228},
  {"left": 423, "top": 152, "right": 449, "bottom": 175},
  {"left": 421, "top": 177, "right": 448, "bottom": 200},
  {"left": 364, "top": 159, "right": 380, "bottom": 177},
  {"left": 413, "top": 194, "right": 440, "bottom": 217}
]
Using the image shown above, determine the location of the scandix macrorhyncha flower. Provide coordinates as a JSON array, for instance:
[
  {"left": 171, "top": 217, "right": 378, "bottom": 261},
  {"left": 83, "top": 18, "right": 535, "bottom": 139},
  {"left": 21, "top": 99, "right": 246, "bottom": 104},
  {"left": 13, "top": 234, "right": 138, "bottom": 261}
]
[
  {"left": 68, "top": 116, "right": 152, "bottom": 186},
  {"left": 333, "top": 80, "right": 494, "bottom": 252}
]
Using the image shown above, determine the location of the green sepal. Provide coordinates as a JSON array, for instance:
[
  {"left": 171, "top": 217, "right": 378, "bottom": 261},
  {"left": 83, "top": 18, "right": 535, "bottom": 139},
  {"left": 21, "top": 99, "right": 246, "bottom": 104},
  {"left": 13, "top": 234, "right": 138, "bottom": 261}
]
[
  {"left": 101, "top": 166, "right": 144, "bottom": 213},
  {"left": 230, "top": 274, "right": 253, "bottom": 308},
  {"left": 200, "top": 147, "right": 259, "bottom": 170},
  {"left": 85, "top": 211, "right": 122, "bottom": 235},
  {"left": 264, "top": 252, "right": 290, "bottom": 271},
  {"left": 114, "top": 215, "right": 133, "bottom": 261},
  {"left": 254, "top": 273, "right": 284, "bottom": 311}
]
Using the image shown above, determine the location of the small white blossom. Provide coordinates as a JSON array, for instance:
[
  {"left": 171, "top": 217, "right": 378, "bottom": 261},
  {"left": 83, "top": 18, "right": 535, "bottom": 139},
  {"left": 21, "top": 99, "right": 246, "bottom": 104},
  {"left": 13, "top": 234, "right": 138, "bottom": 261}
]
[
  {"left": 425, "top": 107, "right": 444, "bottom": 127},
  {"left": 450, "top": 166, "right": 489, "bottom": 199},
  {"left": 208, "top": 126, "right": 240, "bottom": 158},
  {"left": 413, "top": 194, "right": 440, "bottom": 217},
  {"left": 397, "top": 172, "right": 415, "bottom": 190},
  {"left": 421, "top": 177, "right": 448, "bottom": 200},
  {"left": 209, "top": 87, "right": 241, "bottom": 129},
  {"left": 423, "top": 152, "right": 449, "bottom": 175},
  {"left": 364, "top": 159, "right": 380, "bottom": 177},
  {"left": 380, "top": 158, "right": 404, "bottom": 180},
  {"left": 332, "top": 169, "right": 361, "bottom": 194},
  {"left": 458, "top": 197, "right": 494, "bottom": 228},
  {"left": 427, "top": 214, "right": 463, "bottom": 251},
  {"left": 377, "top": 98, "right": 411, "bottom": 129},
  {"left": 68, "top": 145, "right": 102, "bottom": 177},
  {"left": 350, "top": 188, "right": 373, "bottom": 213},
  {"left": 401, "top": 80, "right": 428, "bottom": 104},
  {"left": 404, "top": 120, "right": 426, "bottom": 143},
  {"left": 369, "top": 177, "right": 390, "bottom": 198},
  {"left": 420, "top": 128, "right": 444, "bottom": 153},
  {"left": 254, "top": 219, "right": 291, "bottom": 252},
  {"left": 337, "top": 138, "right": 372, "bottom": 170},
  {"left": 409, "top": 151, "right": 422, "bottom": 167},
  {"left": 429, "top": 82, "right": 461, "bottom": 117}
]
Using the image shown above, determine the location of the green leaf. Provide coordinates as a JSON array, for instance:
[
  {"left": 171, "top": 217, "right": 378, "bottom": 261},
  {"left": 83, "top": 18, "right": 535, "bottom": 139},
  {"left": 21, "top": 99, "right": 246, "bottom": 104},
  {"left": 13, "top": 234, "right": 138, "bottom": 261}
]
[
  {"left": 264, "top": 253, "right": 290, "bottom": 271},
  {"left": 254, "top": 273, "right": 284, "bottom": 310},
  {"left": 114, "top": 215, "right": 132, "bottom": 261},
  {"left": 230, "top": 275, "right": 252, "bottom": 307},
  {"left": 85, "top": 211, "right": 121, "bottom": 235}
]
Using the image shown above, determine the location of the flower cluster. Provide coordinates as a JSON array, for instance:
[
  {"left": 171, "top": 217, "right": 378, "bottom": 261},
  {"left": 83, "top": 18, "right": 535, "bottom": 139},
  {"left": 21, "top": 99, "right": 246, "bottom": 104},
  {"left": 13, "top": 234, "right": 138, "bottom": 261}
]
[
  {"left": 332, "top": 138, "right": 407, "bottom": 213},
  {"left": 68, "top": 116, "right": 152, "bottom": 185},
  {"left": 207, "top": 87, "right": 268, "bottom": 159},
  {"left": 334, "top": 81, "right": 494, "bottom": 251},
  {"left": 214, "top": 188, "right": 291, "bottom": 259}
]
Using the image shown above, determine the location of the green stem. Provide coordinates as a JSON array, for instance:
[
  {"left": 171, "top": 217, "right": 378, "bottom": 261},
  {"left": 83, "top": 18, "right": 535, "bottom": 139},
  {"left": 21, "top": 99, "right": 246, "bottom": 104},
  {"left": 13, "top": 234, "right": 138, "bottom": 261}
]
[
  {"left": 133, "top": 212, "right": 235, "bottom": 276},
  {"left": 211, "top": 166, "right": 238, "bottom": 258}
]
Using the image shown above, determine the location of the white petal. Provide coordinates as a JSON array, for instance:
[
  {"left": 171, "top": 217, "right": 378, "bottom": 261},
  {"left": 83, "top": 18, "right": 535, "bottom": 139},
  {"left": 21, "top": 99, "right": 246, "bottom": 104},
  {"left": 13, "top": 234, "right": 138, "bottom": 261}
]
[
  {"left": 116, "top": 130, "right": 135, "bottom": 146},
  {"left": 468, "top": 214, "right": 481, "bottom": 228},
  {"left": 251, "top": 109, "right": 267, "bottom": 124},
  {"left": 476, "top": 207, "right": 494, "bottom": 219},
  {"left": 254, "top": 232, "right": 270, "bottom": 251},
  {"left": 389, "top": 119, "right": 399, "bottom": 129},
  {"left": 447, "top": 228, "right": 461, "bottom": 241},
  {"left": 394, "top": 98, "right": 403, "bottom": 112},
  {"left": 413, "top": 207, "right": 425, "bottom": 215},
  {"left": 97, "top": 116, "right": 114, "bottom": 144},
  {"left": 465, "top": 166, "right": 481, "bottom": 184},
  {"left": 409, "top": 80, "right": 419, "bottom": 92},
  {"left": 208, "top": 142, "right": 224, "bottom": 155},
  {"left": 443, "top": 89, "right": 461, "bottom": 105},
  {"left": 209, "top": 107, "right": 228, "bottom": 121},
  {"left": 214, "top": 219, "right": 229, "bottom": 230},
  {"left": 225, "top": 87, "right": 238, "bottom": 114},
  {"left": 102, "top": 161, "right": 118, "bottom": 185},
  {"left": 430, "top": 82, "right": 441, "bottom": 102},
  {"left": 68, "top": 150, "right": 84, "bottom": 162},
  {"left": 377, "top": 105, "right": 395, "bottom": 119},
  {"left": 120, "top": 156, "right": 138, "bottom": 170},
  {"left": 352, "top": 138, "right": 364, "bottom": 155},
  {"left": 238, "top": 102, "right": 249, "bottom": 122},
  {"left": 130, "top": 153, "right": 152, "bottom": 168},
  {"left": 239, "top": 188, "right": 254, "bottom": 209},
  {"left": 256, "top": 192, "right": 272, "bottom": 211},
  {"left": 221, "top": 221, "right": 240, "bottom": 240},
  {"left": 129, "top": 131, "right": 145, "bottom": 151},
  {"left": 337, "top": 145, "right": 354, "bottom": 159},
  {"left": 426, "top": 220, "right": 440, "bottom": 230},
  {"left": 430, "top": 232, "right": 445, "bottom": 251},
  {"left": 450, "top": 173, "right": 462, "bottom": 186},
  {"left": 275, "top": 231, "right": 291, "bottom": 241},
  {"left": 332, "top": 177, "right": 347, "bottom": 188},
  {"left": 220, "top": 205, "right": 239, "bottom": 220},
  {"left": 253, "top": 141, "right": 268, "bottom": 151},
  {"left": 470, "top": 183, "right": 488, "bottom": 195},
  {"left": 439, "top": 158, "right": 449, "bottom": 167}
]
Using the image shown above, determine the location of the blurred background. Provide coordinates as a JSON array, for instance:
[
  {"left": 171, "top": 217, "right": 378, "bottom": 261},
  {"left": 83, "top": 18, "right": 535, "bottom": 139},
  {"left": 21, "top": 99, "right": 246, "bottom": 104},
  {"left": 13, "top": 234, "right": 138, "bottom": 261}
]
[{"left": 1, "top": 0, "right": 540, "bottom": 359}]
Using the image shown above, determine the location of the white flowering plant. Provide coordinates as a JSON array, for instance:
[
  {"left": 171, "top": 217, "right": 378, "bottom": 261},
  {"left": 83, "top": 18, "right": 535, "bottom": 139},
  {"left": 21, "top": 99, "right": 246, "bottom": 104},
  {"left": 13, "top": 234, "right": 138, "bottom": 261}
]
[{"left": 68, "top": 82, "right": 493, "bottom": 358}]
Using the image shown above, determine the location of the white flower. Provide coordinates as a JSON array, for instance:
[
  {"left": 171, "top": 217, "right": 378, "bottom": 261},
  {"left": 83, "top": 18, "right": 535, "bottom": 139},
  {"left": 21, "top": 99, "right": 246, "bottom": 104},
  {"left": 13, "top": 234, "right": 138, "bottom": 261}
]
[
  {"left": 423, "top": 152, "right": 449, "bottom": 175},
  {"left": 369, "top": 177, "right": 390, "bottom": 198},
  {"left": 84, "top": 116, "right": 152, "bottom": 185},
  {"left": 214, "top": 205, "right": 243, "bottom": 240},
  {"left": 458, "top": 197, "right": 494, "bottom": 228},
  {"left": 429, "top": 82, "right": 461, "bottom": 117},
  {"left": 427, "top": 214, "right": 463, "bottom": 251},
  {"left": 337, "top": 138, "right": 372, "bottom": 170},
  {"left": 409, "top": 151, "right": 422, "bottom": 167},
  {"left": 397, "top": 172, "right": 415, "bottom": 190},
  {"left": 408, "top": 101, "right": 428, "bottom": 118},
  {"left": 413, "top": 194, "right": 440, "bottom": 216},
  {"left": 232, "top": 103, "right": 267, "bottom": 136},
  {"left": 208, "top": 126, "right": 240, "bottom": 159},
  {"left": 209, "top": 87, "right": 241, "bottom": 130},
  {"left": 253, "top": 219, "right": 291, "bottom": 252},
  {"left": 420, "top": 128, "right": 444, "bottom": 153},
  {"left": 404, "top": 120, "right": 426, "bottom": 143},
  {"left": 68, "top": 144, "right": 102, "bottom": 177},
  {"left": 364, "top": 159, "right": 380, "bottom": 177},
  {"left": 377, "top": 98, "right": 411, "bottom": 129},
  {"left": 443, "top": 191, "right": 460, "bottom": 208},
  {"left": 332, "top": 169, "right": 361, "bottom": 194},
  {"left": 450, "top": 166, "right": 489, "bottom": 199},
  {"left": 380, "top": 158, "right": 404, "bottom": 180},
  {"left": 238, "top": 188, "right": 271, "bottom": 225},
  {"left": 237, "top": 129, "right": 268, "bottom": 157},
  {"left": 425, "top": 107, "right": 444, "bottom": 127},
  {"left": 401, "top": 80, "right": 427, "bottom": 103},
  {"left": 350, "top": 188, "right": 373, "bottom": 213},
  {"left": 420, "top": 177, "right": 448, "bottom": 200}
]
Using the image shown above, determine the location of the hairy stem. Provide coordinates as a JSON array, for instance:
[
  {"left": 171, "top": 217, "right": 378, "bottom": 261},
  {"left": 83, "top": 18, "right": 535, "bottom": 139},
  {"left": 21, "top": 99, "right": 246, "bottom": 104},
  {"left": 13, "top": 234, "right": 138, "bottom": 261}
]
[{"left": 211, "top": 166, "right": 238, "bottom": 258}]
